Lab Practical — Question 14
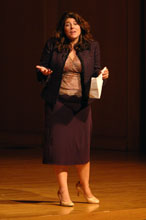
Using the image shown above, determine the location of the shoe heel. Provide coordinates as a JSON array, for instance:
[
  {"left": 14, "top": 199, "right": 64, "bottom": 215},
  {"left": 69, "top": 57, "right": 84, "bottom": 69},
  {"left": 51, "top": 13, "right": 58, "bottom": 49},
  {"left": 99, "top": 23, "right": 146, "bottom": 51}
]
[
  {"left": 76, "top": 181, "right": 81, "bottom": 196},
  {"left": 77, "top": 189, "right": 80, "bottom": 196}
]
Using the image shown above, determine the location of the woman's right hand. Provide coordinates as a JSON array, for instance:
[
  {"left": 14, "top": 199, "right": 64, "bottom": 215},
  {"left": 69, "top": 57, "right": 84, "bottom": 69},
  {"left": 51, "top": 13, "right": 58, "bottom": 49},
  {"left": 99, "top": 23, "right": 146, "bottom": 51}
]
[{"left": 36, "top": 65, "right": 53, "bottom": 76}]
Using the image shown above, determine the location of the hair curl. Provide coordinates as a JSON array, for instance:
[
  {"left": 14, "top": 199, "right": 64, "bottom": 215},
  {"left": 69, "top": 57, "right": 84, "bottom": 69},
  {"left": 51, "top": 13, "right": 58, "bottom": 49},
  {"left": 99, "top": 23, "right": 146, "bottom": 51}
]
[{"left": 53, "top": 11, "right": 94, "bottom": 52}]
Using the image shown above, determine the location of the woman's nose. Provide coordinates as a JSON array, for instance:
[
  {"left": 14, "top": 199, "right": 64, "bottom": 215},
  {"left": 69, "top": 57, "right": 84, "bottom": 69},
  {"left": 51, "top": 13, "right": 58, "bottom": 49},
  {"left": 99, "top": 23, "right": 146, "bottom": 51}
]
[{"left": 70, "top": 24, "right": 74, "bottom": 29}]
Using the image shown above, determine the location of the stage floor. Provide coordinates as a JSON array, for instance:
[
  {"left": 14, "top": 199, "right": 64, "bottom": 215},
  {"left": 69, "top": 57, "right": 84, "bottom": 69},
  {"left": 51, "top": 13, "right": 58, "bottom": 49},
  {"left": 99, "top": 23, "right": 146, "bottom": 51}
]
[{"left": 0, "top": 147, "right": 146, "bottom": 220}]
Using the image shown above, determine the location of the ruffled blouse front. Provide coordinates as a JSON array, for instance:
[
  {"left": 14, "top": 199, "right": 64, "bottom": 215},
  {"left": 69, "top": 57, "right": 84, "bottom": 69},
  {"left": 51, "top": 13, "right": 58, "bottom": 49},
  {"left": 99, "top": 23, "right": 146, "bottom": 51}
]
[{"left": 59, "top": 54, "right": 82, "bottom": 97}]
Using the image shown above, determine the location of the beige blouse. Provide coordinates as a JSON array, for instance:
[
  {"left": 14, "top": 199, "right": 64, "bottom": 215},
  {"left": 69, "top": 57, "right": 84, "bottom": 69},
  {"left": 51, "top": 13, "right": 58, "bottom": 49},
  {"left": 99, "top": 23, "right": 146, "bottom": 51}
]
[{"left": 59, "top": 55, "right": 82, "bottom": 97}]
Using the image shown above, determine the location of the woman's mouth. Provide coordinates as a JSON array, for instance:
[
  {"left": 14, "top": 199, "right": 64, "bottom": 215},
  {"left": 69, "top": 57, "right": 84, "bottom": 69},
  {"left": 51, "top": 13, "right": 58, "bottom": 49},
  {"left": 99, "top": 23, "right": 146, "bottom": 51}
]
[{"left": 70, "top": 31, "right": 76, "bottom": 34}]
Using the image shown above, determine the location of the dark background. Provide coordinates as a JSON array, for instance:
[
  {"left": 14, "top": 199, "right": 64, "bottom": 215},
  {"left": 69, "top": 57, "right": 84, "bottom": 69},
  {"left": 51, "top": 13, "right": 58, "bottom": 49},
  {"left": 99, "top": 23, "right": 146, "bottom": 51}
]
[{"left": 1, "top": 0, "right": 145, "bottom": 152}]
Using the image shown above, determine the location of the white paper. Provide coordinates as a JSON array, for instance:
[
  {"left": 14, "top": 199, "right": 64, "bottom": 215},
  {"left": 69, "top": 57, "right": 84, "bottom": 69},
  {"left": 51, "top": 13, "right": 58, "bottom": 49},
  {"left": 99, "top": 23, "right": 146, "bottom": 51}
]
[
  {"left": 89, "top": 73, "right": 103, "bottom": 99},
  {"left": 89, "top": 67, "right": 107, "bottom": 99}
]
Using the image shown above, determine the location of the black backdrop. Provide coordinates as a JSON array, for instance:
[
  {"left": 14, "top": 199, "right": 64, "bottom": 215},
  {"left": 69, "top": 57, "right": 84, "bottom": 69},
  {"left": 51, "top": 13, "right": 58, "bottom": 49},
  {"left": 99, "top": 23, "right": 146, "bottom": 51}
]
[{"left": 140, "top": 0, "right": 146, "bottom": 152}]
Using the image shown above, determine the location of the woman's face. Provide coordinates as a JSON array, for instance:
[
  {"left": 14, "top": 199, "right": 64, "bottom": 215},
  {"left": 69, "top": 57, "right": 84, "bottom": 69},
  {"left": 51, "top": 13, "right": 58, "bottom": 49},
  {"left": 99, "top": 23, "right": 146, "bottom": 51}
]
[{"left": 64, "top": 18, "right": 81, "bottom": 42}]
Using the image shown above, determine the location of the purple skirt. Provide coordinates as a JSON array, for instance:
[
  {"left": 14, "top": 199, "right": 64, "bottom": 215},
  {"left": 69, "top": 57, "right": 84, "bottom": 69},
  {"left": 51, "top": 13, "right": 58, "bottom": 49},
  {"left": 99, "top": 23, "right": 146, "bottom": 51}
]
[{"left": 43, "top": 95, "right": 92, "bottom": 165}]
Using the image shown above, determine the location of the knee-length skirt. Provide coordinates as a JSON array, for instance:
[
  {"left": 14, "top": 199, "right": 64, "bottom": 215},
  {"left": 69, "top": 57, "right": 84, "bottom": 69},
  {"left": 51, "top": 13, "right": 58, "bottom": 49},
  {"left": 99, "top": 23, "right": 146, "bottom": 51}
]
[{"left": 42, "top": 96, "right": 92, "bottom": 165}]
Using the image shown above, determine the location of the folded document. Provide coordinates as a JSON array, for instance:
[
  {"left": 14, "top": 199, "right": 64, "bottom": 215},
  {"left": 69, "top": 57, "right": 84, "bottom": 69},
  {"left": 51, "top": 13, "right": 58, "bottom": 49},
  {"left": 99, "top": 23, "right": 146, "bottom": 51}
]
[{"left": 89, "top": 73, "right": 103, "bottom": 99}]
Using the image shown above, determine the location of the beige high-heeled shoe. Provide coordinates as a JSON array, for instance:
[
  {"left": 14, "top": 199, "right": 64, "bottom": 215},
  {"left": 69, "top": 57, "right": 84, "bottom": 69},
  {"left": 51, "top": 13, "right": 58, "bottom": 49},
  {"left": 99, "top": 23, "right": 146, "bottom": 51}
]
[
  {"left": 76, "top": 181, "right": 100, "bottom": 204},
  {"left": 57, "top": 190, "right": 74, "bottom": 207}
]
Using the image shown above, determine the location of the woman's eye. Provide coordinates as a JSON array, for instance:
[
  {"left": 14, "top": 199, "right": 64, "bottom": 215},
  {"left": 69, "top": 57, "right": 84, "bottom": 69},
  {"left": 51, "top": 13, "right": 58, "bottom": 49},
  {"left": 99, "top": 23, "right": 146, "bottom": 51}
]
[{"left": 65, "top": 23, "right": 70, "bottom": 26}]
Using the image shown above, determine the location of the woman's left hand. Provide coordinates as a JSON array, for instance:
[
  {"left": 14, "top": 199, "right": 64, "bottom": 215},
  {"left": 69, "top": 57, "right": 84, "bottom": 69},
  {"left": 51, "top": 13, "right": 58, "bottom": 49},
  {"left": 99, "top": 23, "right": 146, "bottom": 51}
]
[{"left": 100, "top": 67, "right": 109, "bottom": 79}]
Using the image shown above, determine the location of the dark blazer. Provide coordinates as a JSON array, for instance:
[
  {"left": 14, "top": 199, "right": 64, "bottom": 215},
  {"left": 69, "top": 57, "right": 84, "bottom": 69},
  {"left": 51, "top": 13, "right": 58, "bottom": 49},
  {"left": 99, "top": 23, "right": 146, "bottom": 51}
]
[{"left": 37, "top": 38, "right": 101, "bottom": 109}]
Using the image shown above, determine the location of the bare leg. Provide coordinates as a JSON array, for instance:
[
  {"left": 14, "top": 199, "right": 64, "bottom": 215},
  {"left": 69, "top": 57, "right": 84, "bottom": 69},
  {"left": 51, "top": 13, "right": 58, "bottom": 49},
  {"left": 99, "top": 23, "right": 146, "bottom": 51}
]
[
  {"left": 75, "top": 162, "right": 94, "bottom": 197},
  {"left": 54, "top": 165, "right": 72, "bottom": 202}
]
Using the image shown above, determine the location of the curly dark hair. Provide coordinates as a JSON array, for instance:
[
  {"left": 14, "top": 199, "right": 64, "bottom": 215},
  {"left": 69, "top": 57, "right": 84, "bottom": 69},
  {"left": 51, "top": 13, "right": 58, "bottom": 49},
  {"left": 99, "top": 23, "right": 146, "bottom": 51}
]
[{"left": 54, "top": 11, "right": 94, "bottom": 52}]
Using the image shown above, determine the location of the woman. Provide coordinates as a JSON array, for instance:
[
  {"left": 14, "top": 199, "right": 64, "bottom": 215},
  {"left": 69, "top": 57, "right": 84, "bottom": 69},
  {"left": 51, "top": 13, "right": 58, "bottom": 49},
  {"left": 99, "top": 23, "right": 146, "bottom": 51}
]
[{"left": 36, "top": 11, "right": 109, "bottom": 207}]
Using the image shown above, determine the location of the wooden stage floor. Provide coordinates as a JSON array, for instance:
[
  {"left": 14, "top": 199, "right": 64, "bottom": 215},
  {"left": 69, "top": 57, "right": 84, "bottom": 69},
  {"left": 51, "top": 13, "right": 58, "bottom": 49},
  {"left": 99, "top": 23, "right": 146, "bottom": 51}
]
[{"left": 0, "top": 147, "right": 146, "bottom": 220}]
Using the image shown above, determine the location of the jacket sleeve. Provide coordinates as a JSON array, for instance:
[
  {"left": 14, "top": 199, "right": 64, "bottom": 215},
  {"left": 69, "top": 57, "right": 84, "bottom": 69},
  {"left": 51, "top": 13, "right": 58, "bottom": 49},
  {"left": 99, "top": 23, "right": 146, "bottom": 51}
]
[
  {"left": 92, "top": 41, "right": 101, "bottom": 77},
  {"left": 92, "top": 41, "right": 107, "bottom": 86},
  {"left": 36, "top": 38, "right": 54, "bottom": 83}
]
